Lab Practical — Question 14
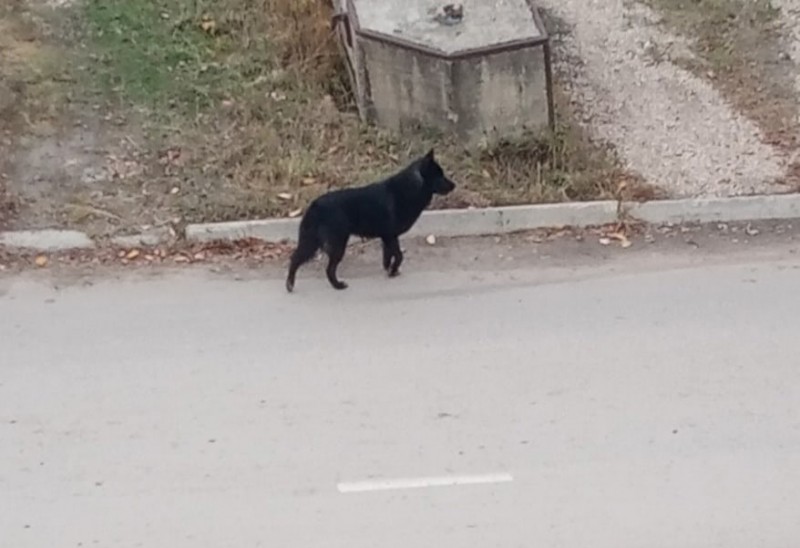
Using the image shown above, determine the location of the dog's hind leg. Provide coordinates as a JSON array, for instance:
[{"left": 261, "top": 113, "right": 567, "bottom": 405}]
[
  {"left": 382, "top": 236, "right": 403, "bottom": 277},
  {"left": 285, "top": 234, "right": 319, "bottom": 293},
  {"left": 323, "top": 233, "right": 349, "bottom": 290}
]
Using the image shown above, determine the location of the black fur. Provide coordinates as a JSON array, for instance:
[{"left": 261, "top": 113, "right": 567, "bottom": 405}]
[{"left": 285, "top": 149, "right": 456, "bottom": 292}]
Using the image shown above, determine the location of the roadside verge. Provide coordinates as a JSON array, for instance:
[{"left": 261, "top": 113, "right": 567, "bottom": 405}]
[{"left": 2, "top": 194, "right": 799, "bottom": 251}]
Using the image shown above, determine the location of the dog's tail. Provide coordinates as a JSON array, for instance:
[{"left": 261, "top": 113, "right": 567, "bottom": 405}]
[{"left": 285, "top": 202, "right": 323, "bottom": 293}]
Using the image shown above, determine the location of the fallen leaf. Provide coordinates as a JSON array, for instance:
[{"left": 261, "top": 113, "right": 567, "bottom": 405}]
[
  {"left": 126, "top": 249, "right": 140, "bottom": 260},
  {"left": 277, "top": 192, "right": 293, "bottom": 201},
  {"left": 301, "top": 177, "right": 316, "bottom": 186},
  {"left": 35, "top": 255, "right": 48, "bottom": 267},
  {"left": 425, "top": 234, "right": 437, "bottom": 245},
  {"left": 609, "top": 232, "right": 632, "bottom": 248},
  {"left": 288, "top": 208, "right": 303, "bottom": 218},
  {"left": 745, "top": 224, "right": 760, "bottom": 236},
  {"left": 598, "top": 237, "right": 611, "bottom": 246},
  {"left": 200, "top": 17, "right": 217, "bottom": 33}
]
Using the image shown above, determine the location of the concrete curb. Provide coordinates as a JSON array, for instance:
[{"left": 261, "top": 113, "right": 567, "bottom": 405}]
[
  {"left": 2, "top": 193, "right": 799, "bottom": 251},
  {"left": 184, "top": 201, "right": 622, "bottom": 244},
  {"left": 626, "top": 194, "right": 800, "bottom": 224},
  {"left": 0, "top": 229, "right": 94, "bottom": 251}
]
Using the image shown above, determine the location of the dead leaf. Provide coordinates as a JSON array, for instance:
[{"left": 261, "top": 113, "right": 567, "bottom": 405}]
[
  {"left": 288, "top": 208, "right": 303, "bottom": 218},
  {"left": 425, "top": 234, "right": 437, "bottom": 245},
  {"left": 301, "top": 177, "right": 316, "bottom": 186},
  {"left": 200, "top": 16, "right": 217, "bottom": 33},
  {"left": 277, "top": 192, "right": 293, "bottom": 201},
  {"left": 126, "top": 249, "right": 140, "bottom": 260},
  {"left": 608, "top": 232, "right": 632, "bottom": 248},
  {"left": 598, "top": 237, "right": 611, "bottom": 246},
  {"left": 35, "top": 255, "right": 48, "bottom": 267}
]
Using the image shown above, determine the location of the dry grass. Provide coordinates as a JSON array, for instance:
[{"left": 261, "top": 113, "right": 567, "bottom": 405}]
[{"left": 3, "top": 0, "right": 631, "bottom": 234}]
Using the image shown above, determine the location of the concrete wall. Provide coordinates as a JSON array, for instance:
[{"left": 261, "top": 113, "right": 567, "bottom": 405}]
[
  {"left": 358, "top": 39, "right": 454, "bottom": 134},
  {"left": 452, "top": 46, "right": 550, "bottom": 142},
  {"left": 353, "top": 37, "right": 550, "bottom": 144}
]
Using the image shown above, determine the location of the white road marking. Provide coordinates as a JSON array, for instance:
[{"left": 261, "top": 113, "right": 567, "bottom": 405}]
[{"left": 337, "top": 472, "right": 513, "bottom": 493}]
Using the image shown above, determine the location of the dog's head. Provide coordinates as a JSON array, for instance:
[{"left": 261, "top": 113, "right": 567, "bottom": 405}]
[{"left": 419, "top": 149, "right": 456, "bottom": 195}]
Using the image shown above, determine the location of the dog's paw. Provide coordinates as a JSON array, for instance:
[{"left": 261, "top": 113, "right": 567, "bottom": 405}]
[
  {"left": 332, "top": 281, "right": 349, "bottom": 290},
  {"left": 285, "top": 279, "right": 295, "bottom": 293},
  {"left": 388, "top": 269, "right": 401, "bottom": 278}
]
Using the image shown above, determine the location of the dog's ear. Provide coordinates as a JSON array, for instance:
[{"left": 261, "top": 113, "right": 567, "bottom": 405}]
[{"left": 423, "top": 148, "right": 435, "bottom": 163}]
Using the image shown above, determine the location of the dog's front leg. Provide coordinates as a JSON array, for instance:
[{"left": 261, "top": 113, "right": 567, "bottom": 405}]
[{"left": 383, "top": 236, "right": 403, "bottom": 277}]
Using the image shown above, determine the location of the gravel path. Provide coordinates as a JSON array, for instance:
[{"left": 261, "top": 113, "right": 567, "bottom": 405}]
[
  {"left": 539, "top": 0, "right": 787, "bottom": 197},
  {"left": 773, "top": 0, "right": 800, "bottom": 106}
]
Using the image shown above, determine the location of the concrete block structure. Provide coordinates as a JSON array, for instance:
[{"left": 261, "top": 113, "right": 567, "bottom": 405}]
[{"left": 332, "top": 0, "right": 554, "bottom": 145}]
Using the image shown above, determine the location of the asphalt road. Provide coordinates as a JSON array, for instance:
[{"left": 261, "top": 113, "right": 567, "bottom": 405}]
[{"left": 2, "top": 228, "right": 800, "bottom": 547}]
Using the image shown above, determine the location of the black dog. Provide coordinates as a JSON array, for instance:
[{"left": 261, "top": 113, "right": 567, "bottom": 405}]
[{"left": 285, "top": 149, "right": 456, "bottom": 292}]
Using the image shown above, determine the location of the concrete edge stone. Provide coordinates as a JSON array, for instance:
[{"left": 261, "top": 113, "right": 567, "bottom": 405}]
[
  {"left": 109, "top": 228, "right": 173, "bottom": 248},
  {"left": 184, "top": 200, "right": 624, "bottom": 244},
  {"left": 184, "top": 218, "right": 299, "bottom": 244},
  {"left": 0, "top": 229, "right": 94, "bottom": 251},
  {"left": 627, "top": 194, "right": 800, "bottom": 225}
]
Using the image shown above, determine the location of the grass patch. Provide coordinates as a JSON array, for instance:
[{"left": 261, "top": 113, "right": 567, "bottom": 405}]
[{"left": 642, "top": 0, "right": 799, "bottom": 151}]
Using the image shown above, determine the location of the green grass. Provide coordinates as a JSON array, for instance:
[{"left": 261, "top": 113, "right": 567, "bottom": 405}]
[{"left": 83, "top": 0, "right": 255, "bottom": 115}]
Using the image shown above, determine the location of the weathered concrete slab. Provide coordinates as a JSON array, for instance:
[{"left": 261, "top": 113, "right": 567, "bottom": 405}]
[
  {"left": 0, "top": 229, "right": 94, "bottom": 251},
  {"left": 352, "top": 0, "right": 543, "bottom": 55}
]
